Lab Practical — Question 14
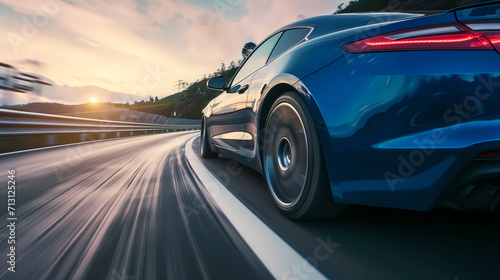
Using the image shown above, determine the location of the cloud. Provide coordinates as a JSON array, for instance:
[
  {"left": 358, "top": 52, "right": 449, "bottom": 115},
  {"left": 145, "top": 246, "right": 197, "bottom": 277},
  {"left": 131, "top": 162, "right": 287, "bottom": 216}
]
[
  {"left": 135, "top": 0, "right": 148, "bottom": 14},
  {"left": 79, "top": 37, "right": 99, "bottom": 47},
  {"left": 19, "top": 58, "right": 45, "bottom": 67}
]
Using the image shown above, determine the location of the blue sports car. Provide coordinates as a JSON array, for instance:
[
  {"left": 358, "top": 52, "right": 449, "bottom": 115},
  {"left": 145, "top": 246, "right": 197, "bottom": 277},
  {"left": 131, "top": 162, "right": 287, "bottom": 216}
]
[{"left": 201, "top": 1, "right": 500, "bottom": 219}]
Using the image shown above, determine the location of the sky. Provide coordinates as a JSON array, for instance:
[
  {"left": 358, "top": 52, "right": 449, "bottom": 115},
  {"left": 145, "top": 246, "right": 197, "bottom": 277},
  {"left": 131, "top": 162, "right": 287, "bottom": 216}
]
[{"left": 0, "top": 0, "right": 343, "bottom": 105}]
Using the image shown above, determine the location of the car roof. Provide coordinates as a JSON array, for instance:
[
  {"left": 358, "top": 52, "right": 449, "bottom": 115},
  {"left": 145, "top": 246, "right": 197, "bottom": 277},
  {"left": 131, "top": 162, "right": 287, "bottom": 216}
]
[{"left": 277, "top": 13, "right": 423, "bottom": 40}]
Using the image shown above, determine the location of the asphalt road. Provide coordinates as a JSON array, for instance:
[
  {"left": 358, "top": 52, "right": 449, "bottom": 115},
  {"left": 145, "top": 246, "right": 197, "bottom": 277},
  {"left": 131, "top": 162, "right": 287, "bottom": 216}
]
[{"left": 0, "top": 131, "right": 499, "bottom": 280}]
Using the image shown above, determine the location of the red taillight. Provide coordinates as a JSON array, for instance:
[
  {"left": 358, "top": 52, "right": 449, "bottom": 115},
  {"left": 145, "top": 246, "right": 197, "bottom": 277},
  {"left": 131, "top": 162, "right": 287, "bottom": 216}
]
[
  {"left": 342, "top": 23, "right": 496, "bottom": 53},
  {"left": 483, "top": 31, "right": 500, "bottom": 52},
  {"left": 463, "top": 20, "right": 500, "bottom": 53},
  {"left": 477, "top": 151, "right": 500, "bottom": 159}
]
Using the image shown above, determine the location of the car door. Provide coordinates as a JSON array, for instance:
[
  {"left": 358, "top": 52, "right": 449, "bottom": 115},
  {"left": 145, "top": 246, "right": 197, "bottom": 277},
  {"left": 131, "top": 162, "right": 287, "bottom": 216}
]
[
  {"left": 239, "top": 28, "right": 313, "bottom": 158},
  {"left": 209, "top": 32, "right": 283, "bottom": 153}
]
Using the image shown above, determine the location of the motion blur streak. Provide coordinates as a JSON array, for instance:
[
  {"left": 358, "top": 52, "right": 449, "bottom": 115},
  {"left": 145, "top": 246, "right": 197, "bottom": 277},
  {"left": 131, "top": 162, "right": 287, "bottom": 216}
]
[{"left": 0, "top": 131, "right": 271, "bottom": 280}]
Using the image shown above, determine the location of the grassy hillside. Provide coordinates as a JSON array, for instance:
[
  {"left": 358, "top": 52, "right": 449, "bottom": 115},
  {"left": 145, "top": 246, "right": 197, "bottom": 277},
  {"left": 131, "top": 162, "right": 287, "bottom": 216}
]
[
  {"left": 116, "top": 66, "right": 239, "bottom": 120},
  {"left": 338, "top": 0, "right": 488, "bottom": 13}
]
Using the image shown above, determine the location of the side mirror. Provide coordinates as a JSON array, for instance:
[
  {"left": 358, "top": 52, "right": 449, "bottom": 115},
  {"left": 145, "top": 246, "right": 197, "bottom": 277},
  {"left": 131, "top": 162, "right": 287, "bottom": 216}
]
[{"left": 207, "top": 76, "right": 226, "bottom": 90}]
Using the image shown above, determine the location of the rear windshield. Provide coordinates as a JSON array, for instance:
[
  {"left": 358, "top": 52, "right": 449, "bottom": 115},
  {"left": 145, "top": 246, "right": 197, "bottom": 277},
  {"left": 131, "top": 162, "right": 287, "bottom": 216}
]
[
  {"left": 292, "top": 15, "right": 374, "bottom": 40},
  {"left": 304, "top": 14, "right": 419, "bottom": 40},
  {"left": 456, "top": 3, "right": 500, "bottom": 21}
]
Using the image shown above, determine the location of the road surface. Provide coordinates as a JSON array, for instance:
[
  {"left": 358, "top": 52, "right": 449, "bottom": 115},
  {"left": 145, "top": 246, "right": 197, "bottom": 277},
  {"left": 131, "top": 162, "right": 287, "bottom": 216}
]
[{"left": 0, "top": 131, "right": 499, "bottom": 280}]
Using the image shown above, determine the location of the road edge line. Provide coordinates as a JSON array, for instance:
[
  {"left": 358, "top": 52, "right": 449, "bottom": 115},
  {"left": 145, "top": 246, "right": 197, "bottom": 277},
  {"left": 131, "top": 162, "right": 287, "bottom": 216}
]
[{"left": 185, "top": 136, "right": 328, "bottom": 280}]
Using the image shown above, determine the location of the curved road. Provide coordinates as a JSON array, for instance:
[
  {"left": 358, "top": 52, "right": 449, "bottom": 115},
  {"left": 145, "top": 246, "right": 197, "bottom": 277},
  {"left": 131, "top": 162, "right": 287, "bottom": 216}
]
[{"left": 0, "top": 131, "right": 499, "bottom": 280}]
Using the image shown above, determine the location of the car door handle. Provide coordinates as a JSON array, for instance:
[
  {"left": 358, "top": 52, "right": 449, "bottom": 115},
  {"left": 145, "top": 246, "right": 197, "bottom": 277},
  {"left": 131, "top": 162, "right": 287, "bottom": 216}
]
[{"left": 238, "top": 85, "right": 249, "bottom": 94}]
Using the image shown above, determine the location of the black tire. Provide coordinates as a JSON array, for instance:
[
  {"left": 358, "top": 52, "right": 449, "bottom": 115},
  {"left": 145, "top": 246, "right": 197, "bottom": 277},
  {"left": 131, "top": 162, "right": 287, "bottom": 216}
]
[
  {"left": 201, "top": 118, "right": 218, "bottom": 158},
  {"left": 263, "top": 92, "right": 346, "bottom": 219}
]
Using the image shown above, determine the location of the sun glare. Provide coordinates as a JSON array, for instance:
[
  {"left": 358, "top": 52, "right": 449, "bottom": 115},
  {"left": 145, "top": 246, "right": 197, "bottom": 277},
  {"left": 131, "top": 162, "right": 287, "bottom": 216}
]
[{"left": 90, "top": 97, "right": 97, "bottom": 103}]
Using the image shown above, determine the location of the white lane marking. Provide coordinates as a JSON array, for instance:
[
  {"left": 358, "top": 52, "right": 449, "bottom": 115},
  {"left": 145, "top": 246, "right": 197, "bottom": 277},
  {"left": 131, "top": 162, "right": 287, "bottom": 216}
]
[{"left": 185, "top": 136, "right": 328, "bottom": 280}]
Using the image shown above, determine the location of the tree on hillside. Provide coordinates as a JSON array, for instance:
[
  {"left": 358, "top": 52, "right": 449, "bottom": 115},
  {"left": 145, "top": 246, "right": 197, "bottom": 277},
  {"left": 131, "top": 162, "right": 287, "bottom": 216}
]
[
  {"left": 335, "top": 3, "right": 344, "bottom": 14},
  {"left": 242, "top": 42, "right": 256, "bottom": 59}
]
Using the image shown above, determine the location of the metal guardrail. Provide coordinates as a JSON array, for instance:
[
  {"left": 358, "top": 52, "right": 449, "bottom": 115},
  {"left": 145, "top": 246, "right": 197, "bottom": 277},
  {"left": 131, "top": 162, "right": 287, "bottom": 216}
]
[{"left": 0, "top": 109, "right": 200, "bottom": 153}]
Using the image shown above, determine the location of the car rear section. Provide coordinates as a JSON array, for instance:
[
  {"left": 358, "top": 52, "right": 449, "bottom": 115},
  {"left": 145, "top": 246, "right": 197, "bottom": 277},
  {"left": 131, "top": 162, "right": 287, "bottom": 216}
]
[{"left": 297, "top": 2, "right": 500, "bottom": 212}]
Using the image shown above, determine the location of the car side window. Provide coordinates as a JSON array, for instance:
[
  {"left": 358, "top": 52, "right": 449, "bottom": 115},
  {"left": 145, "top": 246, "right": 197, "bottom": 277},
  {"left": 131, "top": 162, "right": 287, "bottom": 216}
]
[
  {"left": 268, "top": 28, "right": 311, "bottom": 62},
  {"left": 231, "top": 32, "right": 282, "bottom": 85}
]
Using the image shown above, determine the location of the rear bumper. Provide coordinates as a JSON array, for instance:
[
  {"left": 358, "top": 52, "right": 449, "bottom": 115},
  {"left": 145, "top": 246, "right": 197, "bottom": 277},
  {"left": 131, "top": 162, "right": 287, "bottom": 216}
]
[
  {"left": 334, "top": 134, "right": 500, "bottom": 211},
  {"left": 298, "top": 50, "right": 500, "bottom": 211}
]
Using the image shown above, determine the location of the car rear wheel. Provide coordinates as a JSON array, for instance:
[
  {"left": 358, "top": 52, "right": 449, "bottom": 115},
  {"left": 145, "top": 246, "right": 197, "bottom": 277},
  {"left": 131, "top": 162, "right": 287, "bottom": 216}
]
[
  {"left": 201, "top": 118, "right": 218, "bottom": 158},
  {"left": 263, "top": 92, "right": 345, "bottom": 219}
]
